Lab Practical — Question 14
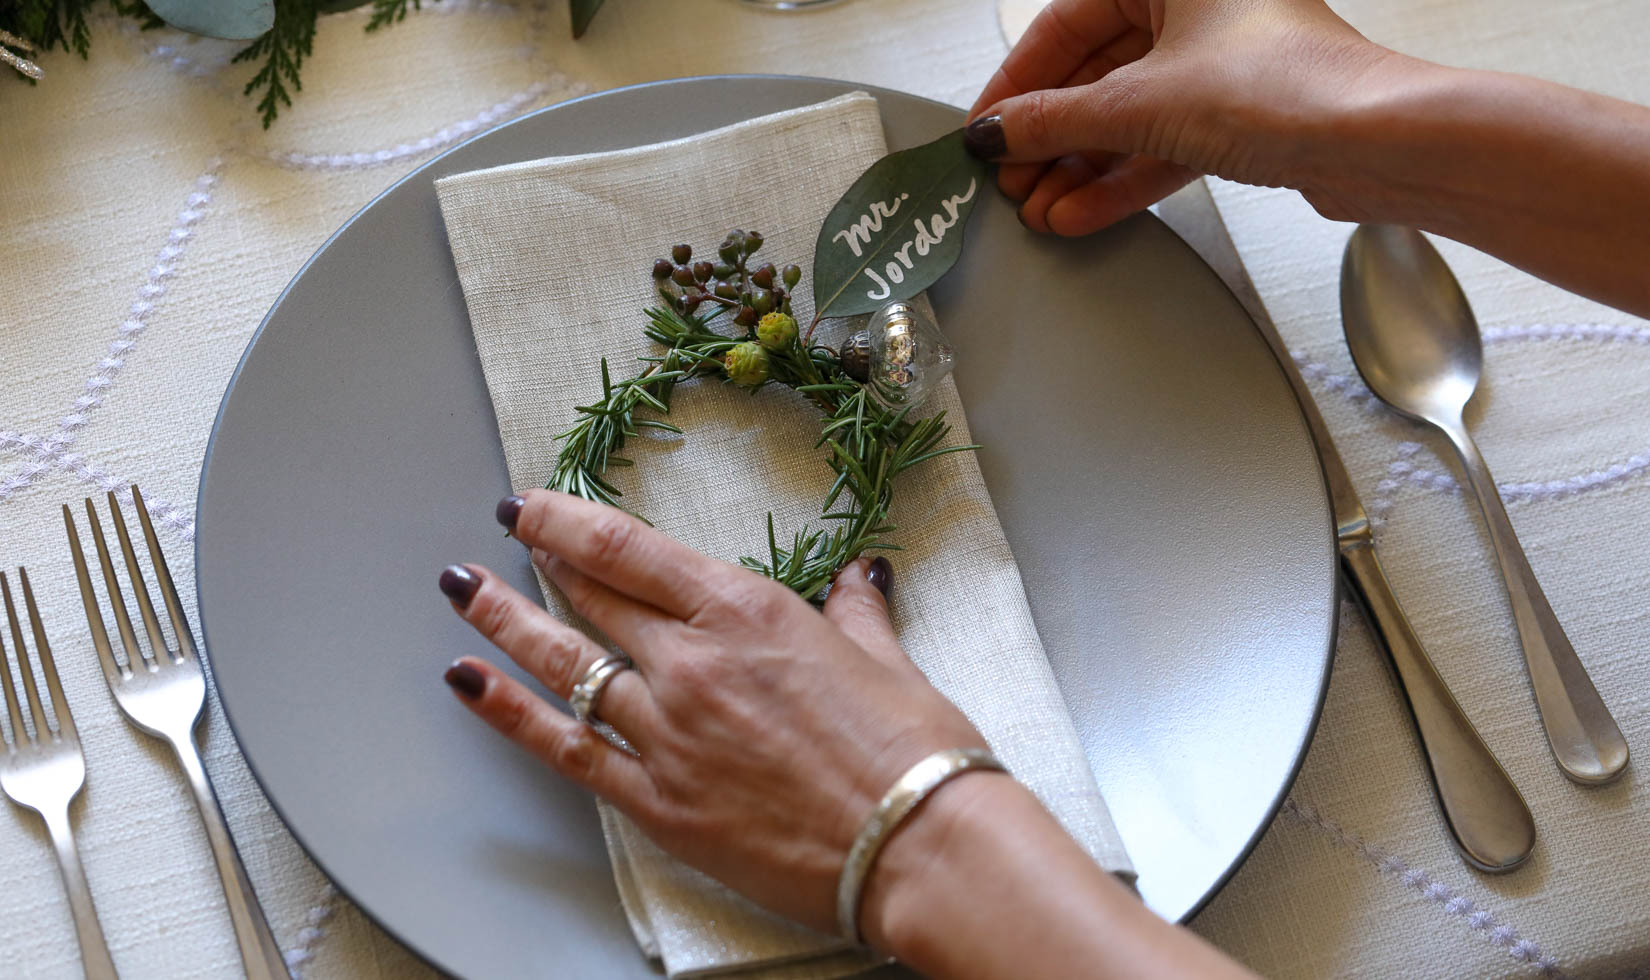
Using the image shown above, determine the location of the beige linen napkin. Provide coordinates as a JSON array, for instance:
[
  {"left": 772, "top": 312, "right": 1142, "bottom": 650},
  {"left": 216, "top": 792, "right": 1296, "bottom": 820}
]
[{"left": 434, "top": 92, "right": 1133, "bottom": 978}]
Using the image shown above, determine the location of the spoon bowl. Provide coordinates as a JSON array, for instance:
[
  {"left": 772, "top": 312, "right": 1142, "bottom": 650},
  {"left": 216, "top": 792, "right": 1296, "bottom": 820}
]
[
  {"left": 1340, "top": 224, "right": 1628, "bottom": 785},
  {"left": 1341, "top": 225, "right": 1482, "bottom": 424}
]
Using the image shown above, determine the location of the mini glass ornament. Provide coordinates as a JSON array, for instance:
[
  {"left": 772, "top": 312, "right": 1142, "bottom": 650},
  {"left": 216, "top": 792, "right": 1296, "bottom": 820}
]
[{"left": 864, "top": 301, "right": 954, "bottom": 410}]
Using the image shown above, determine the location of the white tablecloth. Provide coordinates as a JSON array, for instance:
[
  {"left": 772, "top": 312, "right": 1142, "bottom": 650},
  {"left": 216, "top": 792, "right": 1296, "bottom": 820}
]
[{"left": 1, "top": 1, "right": 1646, "bottom": 977}]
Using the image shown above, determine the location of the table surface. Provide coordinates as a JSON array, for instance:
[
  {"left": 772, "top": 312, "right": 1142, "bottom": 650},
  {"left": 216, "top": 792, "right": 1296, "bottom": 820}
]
[{"left": 2, "top": 1, "right": 1647, "bottom": 977}]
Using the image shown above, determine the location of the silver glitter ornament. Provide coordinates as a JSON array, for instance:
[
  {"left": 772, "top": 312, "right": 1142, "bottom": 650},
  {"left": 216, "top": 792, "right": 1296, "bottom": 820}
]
[
  {"left": 864, "top": 301, "right": 954, "bottom": 410},
  {"left": 0, "top": 29, "right": 43, "bottom": 80}
]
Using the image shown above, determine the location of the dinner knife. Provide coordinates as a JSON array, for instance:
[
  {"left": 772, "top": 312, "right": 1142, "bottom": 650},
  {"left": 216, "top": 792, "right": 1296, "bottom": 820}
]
[{"left": 1156, "top": 180, "right": 1535, "bottom": 873}]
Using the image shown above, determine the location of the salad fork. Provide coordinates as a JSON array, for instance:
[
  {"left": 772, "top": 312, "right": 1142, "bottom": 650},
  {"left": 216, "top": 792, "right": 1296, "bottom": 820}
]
[
  {"left": 0, "top": 568, "right": 118, "bottom": 980},
  {"left": 65, "top": 487, "right": 289, "bottom": 980}
]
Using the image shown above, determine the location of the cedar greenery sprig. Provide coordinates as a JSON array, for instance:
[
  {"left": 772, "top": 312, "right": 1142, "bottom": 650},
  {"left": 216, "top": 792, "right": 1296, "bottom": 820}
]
[
  {"left": 547, "top": 230, "right": 978, "bottom": 602},
  {"left": 231, "top": 0, "right": 319, "bottom": 129},
  {"left": 4, "top": 0, "right": 610, "bottom": 127},
  {"left": 364, "top": 0, "right": 429, "bottom": 31},
  {"left": 233, "top": 0, "right": 442, "bottom": 129},
  {"left": 2, "top": 0, "right": 103, "bottom": 62},
  {"left": 234, "top": 0, "right": 449, "bottom": 128}
]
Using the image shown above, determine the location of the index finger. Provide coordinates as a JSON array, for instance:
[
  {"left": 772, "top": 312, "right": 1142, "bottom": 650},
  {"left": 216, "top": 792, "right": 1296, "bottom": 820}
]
[
  {"left": 971, "top": 0, "right": 1135, "bottom": 116},
  {"left": 499, "top": 489, "right": 731, "bottom": 621}
]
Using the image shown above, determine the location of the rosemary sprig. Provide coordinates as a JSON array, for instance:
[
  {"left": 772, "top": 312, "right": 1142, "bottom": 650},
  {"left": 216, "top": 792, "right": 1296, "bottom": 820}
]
[
  {"left": 546, "top": 233, "right": 976, "bottom": 602},
  {"left": 546, "top": 306, "right": 733, "bottom": 508}
]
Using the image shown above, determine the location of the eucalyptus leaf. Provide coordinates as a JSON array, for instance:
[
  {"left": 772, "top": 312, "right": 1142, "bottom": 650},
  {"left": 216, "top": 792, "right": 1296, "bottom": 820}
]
[
  {"left": 146, "top": 0, "right": 274, "bottom": 40},
  {"left": 571, "top": 0, "right": 606, "bottom": 37},
  {"left": 811, "top": 128, "right": 990, "bottom": 322}
]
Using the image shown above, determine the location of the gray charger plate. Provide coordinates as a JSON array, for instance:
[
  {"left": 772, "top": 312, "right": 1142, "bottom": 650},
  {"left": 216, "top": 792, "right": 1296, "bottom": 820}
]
[{"left": 197, "top": 76, "right": 1335, "bottom": 978}]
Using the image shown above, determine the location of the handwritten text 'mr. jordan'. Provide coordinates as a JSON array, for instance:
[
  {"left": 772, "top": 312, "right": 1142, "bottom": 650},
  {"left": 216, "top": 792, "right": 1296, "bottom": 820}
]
[{"left": 830, "top": 178, "right": 978, "bottom": 301}]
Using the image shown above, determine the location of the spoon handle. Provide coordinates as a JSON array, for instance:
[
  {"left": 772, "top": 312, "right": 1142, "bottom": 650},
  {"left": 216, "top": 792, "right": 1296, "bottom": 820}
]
[
  {"left": 1442, "top": 420, "right": 1630, "bottom": 784},
  {"left": 1340, "top": 541, "right": 1535, "bottom": 871}
]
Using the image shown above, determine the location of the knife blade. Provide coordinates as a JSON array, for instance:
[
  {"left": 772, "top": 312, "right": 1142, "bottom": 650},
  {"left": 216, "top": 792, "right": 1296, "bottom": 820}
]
[{"left": 1156, "top": 180, "right": 1535, "bottom": 873}]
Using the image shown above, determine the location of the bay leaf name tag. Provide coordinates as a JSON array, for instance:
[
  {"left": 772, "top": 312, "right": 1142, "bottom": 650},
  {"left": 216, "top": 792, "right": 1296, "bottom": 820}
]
[{"left": 812, "top": 128, "right": 992, "bottom": 323}]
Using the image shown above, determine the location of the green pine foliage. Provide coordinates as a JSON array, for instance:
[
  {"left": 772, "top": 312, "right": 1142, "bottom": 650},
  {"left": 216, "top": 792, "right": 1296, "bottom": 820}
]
[
  {"left": 1, "top": 0, "right": 470, "bottom": 127},
  {"left": 231, "top": 0, "right": 318, "bottom": 128},
  {"left": 364, "top": 0, "right": 425, "bottom": 32},
  {"left": 2, "top": 0, "right": 99, "bottom": 59}
]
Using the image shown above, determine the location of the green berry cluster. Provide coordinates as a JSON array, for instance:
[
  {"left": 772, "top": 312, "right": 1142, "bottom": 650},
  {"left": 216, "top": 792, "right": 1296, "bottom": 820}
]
[{"left": 649, "top": 230, "right": 804, "bottom": 388}]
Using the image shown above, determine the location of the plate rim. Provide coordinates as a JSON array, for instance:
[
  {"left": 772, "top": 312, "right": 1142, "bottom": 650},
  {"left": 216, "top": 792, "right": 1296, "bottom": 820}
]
[
  {"left": 1110, "top": 208, "right": 1339, "bottom": 922},
  {"left": 195, "top": 73, "right": 1338, "bottom": 970}
]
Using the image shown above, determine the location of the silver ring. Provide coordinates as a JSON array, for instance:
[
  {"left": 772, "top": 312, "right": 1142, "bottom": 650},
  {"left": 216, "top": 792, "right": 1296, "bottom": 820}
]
[{"left": 569, "top": 654, "right": 631, "bottom": 726}]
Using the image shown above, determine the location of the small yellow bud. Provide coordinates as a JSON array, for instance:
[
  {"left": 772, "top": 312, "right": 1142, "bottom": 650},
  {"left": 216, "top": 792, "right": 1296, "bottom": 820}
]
[
  {"left": 723, "top": 341, "right": 771, "bottom": 386},
  {"left": 756, "top": 312, "right": 799, "bottom": 352}
]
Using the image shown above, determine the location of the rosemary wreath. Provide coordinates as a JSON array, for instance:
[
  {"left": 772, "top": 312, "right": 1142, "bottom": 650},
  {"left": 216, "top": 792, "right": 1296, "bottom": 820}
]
[{"left": 546, "top": 229, "right": 977, "bottom": 601}]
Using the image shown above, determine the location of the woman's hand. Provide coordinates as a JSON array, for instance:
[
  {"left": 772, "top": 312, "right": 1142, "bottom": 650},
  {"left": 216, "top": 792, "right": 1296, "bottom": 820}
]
[
  {"left": 965, "top": 0, "right": 1385, "bottom": 235},
  {"left": 438, "top": 490, "right": 1259, "bottom": 979},
  {"left": 436, "top": 489, "right": 990, "bottom": 938},
  {"left": 968, "top": 0, "right": 1650, "bottom": 315}
]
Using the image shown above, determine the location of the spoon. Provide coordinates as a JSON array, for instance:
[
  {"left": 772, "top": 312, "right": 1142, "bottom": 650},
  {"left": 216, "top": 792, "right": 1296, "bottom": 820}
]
[{"left": 1340, "top": 224, "right": 1629, "bottom": 785}]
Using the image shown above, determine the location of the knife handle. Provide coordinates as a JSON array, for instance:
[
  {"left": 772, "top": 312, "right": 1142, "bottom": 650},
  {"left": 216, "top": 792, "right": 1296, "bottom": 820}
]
[{"left": 1339, "top": 539, "right": 1535, "bottom": 873}]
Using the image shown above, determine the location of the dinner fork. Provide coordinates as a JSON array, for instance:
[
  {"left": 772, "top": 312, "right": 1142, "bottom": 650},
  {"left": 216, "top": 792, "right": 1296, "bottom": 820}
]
[
  {"left": 0, "top": 568, "right": 118, "bottom": 980},
  {"left": 65, "top": 488, "right": 289, "bottom": 980}
]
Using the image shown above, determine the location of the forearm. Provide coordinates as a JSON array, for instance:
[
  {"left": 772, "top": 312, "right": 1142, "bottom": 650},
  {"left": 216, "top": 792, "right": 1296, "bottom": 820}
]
[
  {"left": 860, "top": 775, "right": 1254, "bottom": 980},
  {"left": 1305, "top": 52, "right": 1650, "bottom": 316}
]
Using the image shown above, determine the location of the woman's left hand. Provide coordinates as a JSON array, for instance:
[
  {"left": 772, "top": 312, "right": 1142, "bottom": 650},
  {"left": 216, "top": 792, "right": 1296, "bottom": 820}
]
[{"left": 436, "top": 489, "right": 992, "bottom": 937}]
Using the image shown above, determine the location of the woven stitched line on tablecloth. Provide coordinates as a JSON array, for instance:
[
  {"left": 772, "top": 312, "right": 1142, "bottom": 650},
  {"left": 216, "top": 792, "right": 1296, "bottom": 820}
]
[
  {"left": 1290, "top": 327, "right": 1650, "bottom": 523},
  {"left": 0, "top": 65, "right": 588, "bottom": 541},
  {"left": 1281, "top": 798, "right": 1563, "bottom": 977},
  {"left": 0, "top": 161, "right": 222, "bottom": 532}
]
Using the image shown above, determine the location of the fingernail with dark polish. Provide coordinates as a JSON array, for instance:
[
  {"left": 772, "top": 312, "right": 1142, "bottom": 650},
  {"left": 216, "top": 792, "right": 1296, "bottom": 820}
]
[
  {"left": 867, "top": 556, "right": 893, "bottom": 597},
  {"left": 439, "top": 564, "right": 482, "bottom": 608},
  {"left": 963, "top": 114, "right": 1006, "bottom": 160},
  {"left": 496, "top": 494, "right": 526, "bottom": 530},
  {"left": 444, "top": 661, "right": 486, "bottom": 700}
]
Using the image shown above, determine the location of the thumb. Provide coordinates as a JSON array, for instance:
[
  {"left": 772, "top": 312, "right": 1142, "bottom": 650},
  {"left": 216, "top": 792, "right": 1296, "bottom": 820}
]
[
  {"left": 964, "top": 67, "right": 1159, "bottom": 165},
  {"left": 822, "top": 557, "right": 909, "bottom": 668}
]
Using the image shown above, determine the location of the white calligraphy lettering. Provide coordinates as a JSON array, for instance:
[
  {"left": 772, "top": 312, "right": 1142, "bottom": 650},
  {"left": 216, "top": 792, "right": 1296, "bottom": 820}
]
[
  {"left": 857, "top": 178, "right": 980, "bottom": 303},
  {"left": 864, "top": 266, "right": 892, "bottom": 300},
  {"left": 912, "top": 218, "right": 937, "bottom": 257},
  {"left": 832, "top": 193, "right": 911, "bottom": 258}
]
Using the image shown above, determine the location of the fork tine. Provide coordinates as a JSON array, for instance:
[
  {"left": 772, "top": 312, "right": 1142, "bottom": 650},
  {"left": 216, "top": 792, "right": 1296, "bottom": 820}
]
[
  {"left": 84, "top": 498, "right": 150, "bottom": 671},
  {"left": 107, "top": 491, "right": 174, "bottom": 665},
  {"left": 0, "top": 572, "right": 52, "bottom": 742},
  {"left": 0, "top": 576, "right": 26, "bottom": 746},
  {"left": 64, "top": 505, "right": 128, "bottom": 687},
  {"left": 19, "top": 569, "right": 75, "bottom": 742},
  {"left": 131, "top": 486, "right": 196, "bottom": 660}
]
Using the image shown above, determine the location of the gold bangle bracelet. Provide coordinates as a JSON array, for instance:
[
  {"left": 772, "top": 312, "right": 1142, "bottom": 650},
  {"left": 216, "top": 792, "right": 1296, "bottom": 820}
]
[{"left": 835, "top": 747, "right": 1007, "bottom": 945}]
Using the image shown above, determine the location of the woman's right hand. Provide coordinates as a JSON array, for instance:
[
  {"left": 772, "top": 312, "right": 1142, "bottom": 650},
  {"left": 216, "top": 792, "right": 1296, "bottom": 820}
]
[{"left": 964, "top": 0, "right": 1389, "bottom": 235}]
